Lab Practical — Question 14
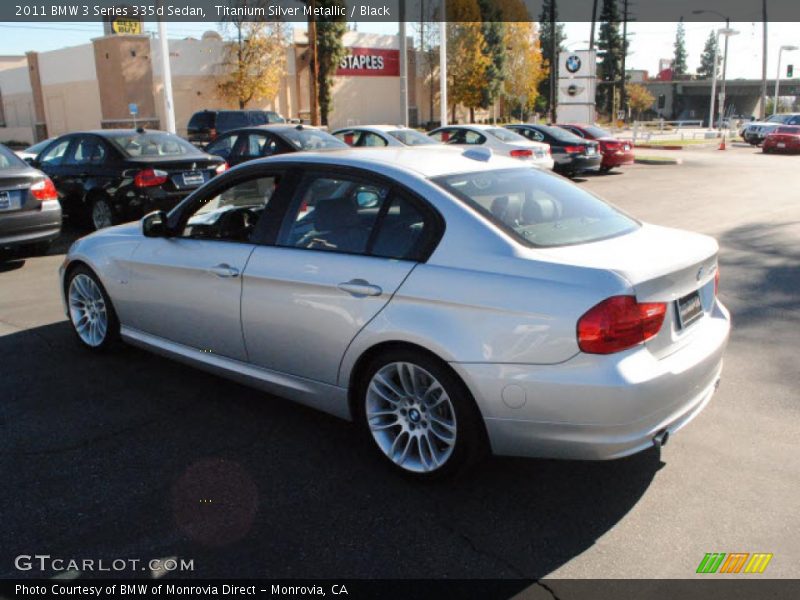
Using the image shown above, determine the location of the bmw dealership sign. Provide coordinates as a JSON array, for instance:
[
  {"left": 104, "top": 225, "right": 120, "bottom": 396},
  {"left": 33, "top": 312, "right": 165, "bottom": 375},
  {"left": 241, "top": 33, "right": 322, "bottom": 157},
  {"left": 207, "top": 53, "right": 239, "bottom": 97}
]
[{"left": 557, "top": 49, "right": 597, "bottom": 124}]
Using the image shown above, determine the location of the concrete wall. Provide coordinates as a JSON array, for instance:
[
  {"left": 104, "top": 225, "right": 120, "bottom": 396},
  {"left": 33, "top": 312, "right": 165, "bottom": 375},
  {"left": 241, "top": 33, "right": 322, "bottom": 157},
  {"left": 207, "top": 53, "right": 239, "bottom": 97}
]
[
  {"left": 38, "top": 44, "right": 102, "bottom": 135},
  {"left": 0, "top": 62, "right": 34, "bottom": 131}
]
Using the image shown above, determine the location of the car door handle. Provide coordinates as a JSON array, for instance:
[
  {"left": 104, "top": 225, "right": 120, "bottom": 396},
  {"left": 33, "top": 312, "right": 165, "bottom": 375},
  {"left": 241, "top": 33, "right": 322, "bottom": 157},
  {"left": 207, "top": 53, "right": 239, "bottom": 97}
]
[
  {"left": 338, "top": 279, "right": 382, "bottom": 297},
  {"left": 208, "top": 264, "right": 240, "bottom": 278}
]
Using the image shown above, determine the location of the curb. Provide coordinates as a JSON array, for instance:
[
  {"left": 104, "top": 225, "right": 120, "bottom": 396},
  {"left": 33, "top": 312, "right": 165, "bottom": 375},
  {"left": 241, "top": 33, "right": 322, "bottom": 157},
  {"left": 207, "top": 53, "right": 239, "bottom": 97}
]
[
  {"left": 634, "top": 156, "right": 682, "bottom": 165},
  {"left": 632, "top": 144, "right": 685, "bottom": 150}
]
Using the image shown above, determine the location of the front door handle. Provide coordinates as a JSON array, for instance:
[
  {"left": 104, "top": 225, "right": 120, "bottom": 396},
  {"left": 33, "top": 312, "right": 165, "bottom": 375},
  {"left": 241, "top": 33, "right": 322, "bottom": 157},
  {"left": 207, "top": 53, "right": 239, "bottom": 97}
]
[
  {"left": 208, "top": 263, "right": 240, "bottom": 278},
  {"left": 338, "top": 279, "right": 382, "bottom": 297}
]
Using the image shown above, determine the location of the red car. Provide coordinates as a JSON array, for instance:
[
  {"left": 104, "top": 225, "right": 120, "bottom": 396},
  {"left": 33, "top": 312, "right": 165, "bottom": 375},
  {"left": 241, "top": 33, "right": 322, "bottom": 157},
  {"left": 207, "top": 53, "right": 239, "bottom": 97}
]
[
  {"left": 763, "top": 126, "right": 800, "bottom": 154},
  {"left": 557, "top": 124, "right": 634, "bottom": 172}
]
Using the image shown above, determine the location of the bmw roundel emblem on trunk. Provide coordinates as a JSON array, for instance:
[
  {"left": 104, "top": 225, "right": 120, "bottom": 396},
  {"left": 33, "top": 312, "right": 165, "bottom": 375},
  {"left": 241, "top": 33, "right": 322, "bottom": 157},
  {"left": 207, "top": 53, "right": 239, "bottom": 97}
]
[{"left": 566, "top": 55, "right": 582, "bottom": 73}]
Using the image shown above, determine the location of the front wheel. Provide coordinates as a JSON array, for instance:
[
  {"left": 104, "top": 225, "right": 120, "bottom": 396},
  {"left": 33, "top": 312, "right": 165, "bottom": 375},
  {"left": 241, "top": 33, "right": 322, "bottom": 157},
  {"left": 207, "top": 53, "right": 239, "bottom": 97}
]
[
  {"left": 66, "top": 265, "right": 120, "bottom": 350},
  {"left": 359, "top": 350, "right": 486, "bottom": 479}
]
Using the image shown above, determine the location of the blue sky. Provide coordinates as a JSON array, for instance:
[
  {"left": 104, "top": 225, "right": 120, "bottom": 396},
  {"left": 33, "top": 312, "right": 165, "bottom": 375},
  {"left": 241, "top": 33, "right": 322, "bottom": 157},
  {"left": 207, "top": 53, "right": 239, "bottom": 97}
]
[{"left": 0, "top": 21, "right": 798, "bottom": 80}]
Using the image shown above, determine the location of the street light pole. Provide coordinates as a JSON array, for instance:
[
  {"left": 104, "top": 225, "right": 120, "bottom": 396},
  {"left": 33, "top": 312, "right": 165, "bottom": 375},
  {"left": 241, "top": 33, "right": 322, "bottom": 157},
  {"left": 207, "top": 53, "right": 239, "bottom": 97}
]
[
  {"left": 157, "top": 18, "right": 176, "bottom": 134},
  {"left": 708, "top": 28, "right": 738, "bottom": 129},
  {"left": 439, "top": 1, "right": 447, "bottom": 126},
  {"left": 774, "top": 45, "right": 799, "bottom": 115}
]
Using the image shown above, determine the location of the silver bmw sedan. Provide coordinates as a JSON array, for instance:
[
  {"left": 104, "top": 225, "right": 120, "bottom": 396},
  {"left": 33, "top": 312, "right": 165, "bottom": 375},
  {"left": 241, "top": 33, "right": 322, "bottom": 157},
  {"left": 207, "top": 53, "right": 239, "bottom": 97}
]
[{"left": 59, "top": 146, "right": 730, "bottom": 479}]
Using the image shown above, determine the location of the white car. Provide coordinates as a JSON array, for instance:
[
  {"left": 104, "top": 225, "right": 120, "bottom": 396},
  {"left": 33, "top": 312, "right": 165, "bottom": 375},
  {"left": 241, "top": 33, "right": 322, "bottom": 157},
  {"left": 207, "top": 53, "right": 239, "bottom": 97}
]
[
  {"left": 60, "top": 147, "right": 729, "bottom": 478},
  {"left": 428, "top": 124, "right": 554, "bottom": 170},
  {"left": 332, "top": 124, "right": 441, "bottom": 147}
]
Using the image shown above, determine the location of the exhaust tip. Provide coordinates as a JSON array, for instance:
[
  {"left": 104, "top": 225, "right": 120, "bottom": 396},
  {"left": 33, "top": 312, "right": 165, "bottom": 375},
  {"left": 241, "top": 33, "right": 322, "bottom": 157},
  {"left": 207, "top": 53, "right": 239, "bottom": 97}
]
[{"left": 653, "top": 429, "right": 670, "bottom": 448}]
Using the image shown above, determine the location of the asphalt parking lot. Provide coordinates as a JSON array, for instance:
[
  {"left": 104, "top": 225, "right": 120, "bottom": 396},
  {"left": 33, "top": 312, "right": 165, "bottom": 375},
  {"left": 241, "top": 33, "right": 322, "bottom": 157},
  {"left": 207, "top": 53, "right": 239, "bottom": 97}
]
[{"left": 1, "top": 144, "right": 798, "bottom": 582}]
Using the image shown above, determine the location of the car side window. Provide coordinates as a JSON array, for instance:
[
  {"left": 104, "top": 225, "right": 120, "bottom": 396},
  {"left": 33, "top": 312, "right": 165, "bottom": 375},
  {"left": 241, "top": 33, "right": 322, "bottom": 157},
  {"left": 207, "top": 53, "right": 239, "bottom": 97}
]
[
  {"left": 39, "top": 139, "right": 71, "bottom": 167},
  {"left": 67, "top": 137, "right": 107, "bottom": 166},
  {"left": 278, "top": 174, "right": 390, "bottom": 255},
  {"left": 371, "top": 194, "right": 436, "bottom": 262},
  {"left": 334, "top": 130, "right": 357, "bottom": 146},
  {"left": 357, "top": 132, "right": 388, "bottom": 147},
  {"left": 243, "top": 133, "right": 279, "bottom": 158},
  {"left": 179, "top": 175, "right": 281, "bottom": 243},
  {"left": 524, "top": 128, "right": 545, "bottom": 142},
  {"left": 430, "top": 128, "right": 456, "bottom": 143},
  {"left": 206, "top": 134, "right": 238, "bottom": 159},
  {"left": 789, "top": 117, "right": 800, "bottom": 125}
]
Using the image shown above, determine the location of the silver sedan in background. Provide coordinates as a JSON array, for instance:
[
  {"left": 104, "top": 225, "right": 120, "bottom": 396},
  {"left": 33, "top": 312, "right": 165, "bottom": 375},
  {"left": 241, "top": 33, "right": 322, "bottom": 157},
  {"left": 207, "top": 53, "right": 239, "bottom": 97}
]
[{"left": 60, "top": 147, "right": 730, "bottom": 479}]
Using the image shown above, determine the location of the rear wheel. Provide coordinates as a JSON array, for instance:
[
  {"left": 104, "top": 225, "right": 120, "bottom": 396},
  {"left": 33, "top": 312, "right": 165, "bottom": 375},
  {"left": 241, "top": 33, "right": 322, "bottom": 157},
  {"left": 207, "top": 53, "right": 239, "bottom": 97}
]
[
  {"left": 90, "top": 196, "right": 116, "bottom": 231},
  {"left": 66, "top": 265, "right": 120, "bottom": 351},
  {"left": 359, "top": 349, "right": 486, "bottom": 479},
  {"left": 599, "top": 165, "right": 612, "bottom": 174}
]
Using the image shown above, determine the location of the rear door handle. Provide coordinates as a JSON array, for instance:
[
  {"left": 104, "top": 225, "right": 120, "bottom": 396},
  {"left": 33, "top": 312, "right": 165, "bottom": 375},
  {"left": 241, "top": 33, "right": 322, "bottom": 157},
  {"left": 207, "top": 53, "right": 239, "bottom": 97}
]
[
  {"left": 338, "top": 279, "right": 382, "bottom": 297},
  {"left": 208, "top": 263, "right": 240, "bottom": 278}
]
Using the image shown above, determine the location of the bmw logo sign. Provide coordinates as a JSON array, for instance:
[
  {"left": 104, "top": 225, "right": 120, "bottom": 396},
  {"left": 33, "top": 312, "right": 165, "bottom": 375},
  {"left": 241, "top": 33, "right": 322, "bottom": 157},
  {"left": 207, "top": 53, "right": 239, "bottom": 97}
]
[
  {"left": 566, "top": 55, "right": 582, "bottom": 74},
  {"left": 568, "top": 84, "right": 578, "bottom": 96}
]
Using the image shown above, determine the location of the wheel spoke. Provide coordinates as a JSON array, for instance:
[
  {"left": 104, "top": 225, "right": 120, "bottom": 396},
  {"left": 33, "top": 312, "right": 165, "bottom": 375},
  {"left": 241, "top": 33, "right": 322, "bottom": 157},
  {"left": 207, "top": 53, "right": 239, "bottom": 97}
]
[{"left": 369, "top": 378, "right": 401, "bottom": 406}]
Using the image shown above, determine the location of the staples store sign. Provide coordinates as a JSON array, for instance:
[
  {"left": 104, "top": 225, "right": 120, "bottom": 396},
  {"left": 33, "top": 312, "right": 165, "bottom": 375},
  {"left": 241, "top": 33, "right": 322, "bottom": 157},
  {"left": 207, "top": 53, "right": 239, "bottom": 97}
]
[{"left": 337, "top": 48, "right": 399, "bottom": 77}]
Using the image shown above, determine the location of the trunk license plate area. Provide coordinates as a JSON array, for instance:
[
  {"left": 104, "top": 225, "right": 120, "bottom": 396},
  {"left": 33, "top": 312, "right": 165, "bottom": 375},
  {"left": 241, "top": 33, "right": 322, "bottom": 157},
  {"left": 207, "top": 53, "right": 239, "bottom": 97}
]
[
  {"left": 0, "top": 191, "right": 18, "bottom": 211},
  {"left": 777, "top": 142, "right": 786, "bottom": 148},
  {"left": 182, "top": 171, "right": 204, "bottom": 186},
  {"left": 676, "top": 290, "right": 703, "bottom": 329}
]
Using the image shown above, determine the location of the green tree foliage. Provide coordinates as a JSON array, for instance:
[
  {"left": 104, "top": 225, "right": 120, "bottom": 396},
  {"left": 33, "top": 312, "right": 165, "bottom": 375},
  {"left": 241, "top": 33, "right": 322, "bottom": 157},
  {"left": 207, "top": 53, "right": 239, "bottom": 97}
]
[
  {"left": 673, "top": 20, "right": 688, "bottom": 79},
  {"left": 477, "top": 0, "right": 507, "bottom": 110},
  {"left": 537, "top": 0, "right": 566, "bottom": 114},
  {"left": 697, "top": 30, "right": 721, "bottom": 80},
  {"left": 315, "top": 0, "right": 347, "bottom": 126},
  {"left": 596, "top": 0, "right": 624, "bottom": 116}
]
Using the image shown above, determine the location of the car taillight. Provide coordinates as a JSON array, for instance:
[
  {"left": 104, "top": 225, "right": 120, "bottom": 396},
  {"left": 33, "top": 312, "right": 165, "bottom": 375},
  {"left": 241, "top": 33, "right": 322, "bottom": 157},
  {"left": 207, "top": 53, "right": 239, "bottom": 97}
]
[
  {"left": 714, "top": 267, "right": 720, "bottom": 296},
  {"left": 215, "top": 162, "right": 229, "bottom": 175},
  {"left": 564, "top": 145, "right": 583, "bottom": 153},
  {"left": 30, "top": 177, "right": 58, "bottom": 201},
  {"left": 602, "top": 141, "right": 619, "bottom": 150},
  {"left": 134, "top": 168, "right": 169, "bottom": 188},
  {"left": 577, "top": 295, "right": 667, "bottom": 354},
  {"left": 510, "top": 149, "right": 533, "bottom": 158}
]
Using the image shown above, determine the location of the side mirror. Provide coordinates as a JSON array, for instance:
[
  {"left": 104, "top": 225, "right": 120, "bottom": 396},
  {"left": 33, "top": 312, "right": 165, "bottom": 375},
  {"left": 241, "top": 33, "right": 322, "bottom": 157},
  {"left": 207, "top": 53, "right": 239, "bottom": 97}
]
[
  {"left": 142, "top": 210, "right": 169, "bottom": 237},
  {"left": 356, "top": 190, "right": 380, "bottom": 208}
]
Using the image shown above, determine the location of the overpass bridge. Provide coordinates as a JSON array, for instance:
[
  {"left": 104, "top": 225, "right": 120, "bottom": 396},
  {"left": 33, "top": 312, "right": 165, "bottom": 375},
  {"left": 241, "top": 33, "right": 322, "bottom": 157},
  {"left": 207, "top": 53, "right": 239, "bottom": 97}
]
[{"left": 640, "top": 79, "right": 800, "bottom": 124}]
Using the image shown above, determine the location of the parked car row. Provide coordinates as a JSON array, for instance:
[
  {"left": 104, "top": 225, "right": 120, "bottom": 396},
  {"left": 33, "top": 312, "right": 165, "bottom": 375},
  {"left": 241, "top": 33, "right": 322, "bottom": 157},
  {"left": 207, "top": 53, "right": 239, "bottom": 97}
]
[
  {"left": 2, "top": 116, "right": 638, "bottom": 249},
  {"left": 740, "top": 112, "right": 800, "bottom": 145}
]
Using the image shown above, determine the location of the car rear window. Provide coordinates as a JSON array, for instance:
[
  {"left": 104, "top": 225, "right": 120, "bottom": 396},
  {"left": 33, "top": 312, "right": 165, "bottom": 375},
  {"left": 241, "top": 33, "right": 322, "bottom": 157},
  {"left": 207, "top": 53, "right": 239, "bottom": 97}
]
[
  {"left": 581, "top": 126, "right": 611, "bottom": 138},
  {"left": 775, "top": 126, "right": 800, "bottom": 134},
  {"left": 537, "top": 125, "right": 585, "bottom": 143},
  {"left": 265, "top": 111, "right": 286, "bottom": 124},
  {"left": 487, "top": 128, "right": 527, "bottom": 142},
  {"left": 279, "top": 128, "right": 348, "bottom": 150},
  {"left": 0, "top": 144, "right": 27, "bottom": 169},
  {"left": 433, "top": 167, "right": 639, "bottom": 247},
  {"left": 216, "top": 112, "right": 251, "bottom": 131},
  {"left": 106, "top": 132, "right": 203, "bottom": 158},
  {"left": 388, "top": 129, "right": 439, "bottom": 146}
]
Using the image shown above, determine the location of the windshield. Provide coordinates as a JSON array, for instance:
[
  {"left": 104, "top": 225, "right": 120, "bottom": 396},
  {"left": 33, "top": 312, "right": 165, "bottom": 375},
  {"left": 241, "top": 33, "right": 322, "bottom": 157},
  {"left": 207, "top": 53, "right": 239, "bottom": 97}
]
[
  {"left": 24, "top": 139, "right": 52, "bottom": 155},
  {"left": 107, "top": 132, "right": 203, "bottom": 158},
  {"left": 0, "top": 145, "right": 27, "bottom": 169},
  {"left": 434, "top": 168, "right": 639, "bottom": 247},
  {"left": 775, "top": 126, "right": 800, "bottom": 134},
  {"left": 487, "top": 128, "right": 527, "bottom": 142},
  {"left": 279, "top": 128, "right": 347, "bottom": 150},
  {"left": 388, "top": 129, "right": 439, "bottom": 146}
]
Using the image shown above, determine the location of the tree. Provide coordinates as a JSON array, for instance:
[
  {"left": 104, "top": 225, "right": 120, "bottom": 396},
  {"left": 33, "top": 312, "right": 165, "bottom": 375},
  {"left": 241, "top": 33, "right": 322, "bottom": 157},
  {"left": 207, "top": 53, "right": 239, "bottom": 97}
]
[
  {"left": 445, "top": 0, "right": 487, "bottom": 122},
  {"left": 314, "top": 0, "right": 347, "bottom": 126},
  {"left": 477, "top": 0, "right": 507, "bottom": 111},
  {"left": 697, "top": 30, "right": 721, "bottom": 79},
  {"left": 537, "top": 0, "right": 566, "bottom": 116},
  {"left": 217, "top": 3, "right": 289, "bottom": 109},
  {"left": 626, "top": 83, "right": 654, "bottom": 119},
  {"left": 673, "top": 20, "right": 688, "bottom": 79},
  {"left": 503, "top": 21, "right": 546, "bottom": 120},
  {"left": 596, "top": 0, "right": 624, "bottom": 116}
]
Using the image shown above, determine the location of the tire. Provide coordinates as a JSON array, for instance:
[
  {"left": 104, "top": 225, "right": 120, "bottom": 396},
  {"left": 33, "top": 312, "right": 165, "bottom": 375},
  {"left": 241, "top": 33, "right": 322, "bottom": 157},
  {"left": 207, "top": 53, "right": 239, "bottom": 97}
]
[
  {"left": 65, "top": 265, "right": 120, "bottom": 351},
  {"left": 90, "top": 196, "right": 117, "bottom": 231},
  {"left": 357, "top": 349, "right": 487, "bottom": 479},
  {"left": 599, "top": 166, "right": 612, "bottom": 174}
]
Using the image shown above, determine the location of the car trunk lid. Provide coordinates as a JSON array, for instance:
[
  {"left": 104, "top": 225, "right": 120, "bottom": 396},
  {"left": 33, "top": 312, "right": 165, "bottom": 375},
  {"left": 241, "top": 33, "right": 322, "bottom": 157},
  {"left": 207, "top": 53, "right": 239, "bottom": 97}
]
[{"left": 125, "top": 157, "right": 223, "bottom": 192}]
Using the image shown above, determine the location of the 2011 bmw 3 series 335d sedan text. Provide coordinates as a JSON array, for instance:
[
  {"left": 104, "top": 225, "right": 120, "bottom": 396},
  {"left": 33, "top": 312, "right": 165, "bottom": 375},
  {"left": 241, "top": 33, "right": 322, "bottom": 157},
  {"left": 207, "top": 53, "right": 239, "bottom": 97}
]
[{"left": 59, "top": 147, "right": 730, "bottom": 479}]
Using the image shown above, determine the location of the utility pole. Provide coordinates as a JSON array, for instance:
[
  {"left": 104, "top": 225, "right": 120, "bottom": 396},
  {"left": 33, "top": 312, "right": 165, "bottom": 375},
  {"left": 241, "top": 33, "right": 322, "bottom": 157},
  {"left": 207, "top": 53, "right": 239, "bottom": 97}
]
[
  {"left": 157, "top": 18, "right": 176, "bottom": 133},
  {"left": 549, "top": 0, "right": 557, "bottom": 122},
  {"left": 439, "top": 0, "right": 447, "bottom": 126},
  {"left": 589, "top": 0, "right": 598, "bottom": 50},
  {"left": 620, "top": 0, "right": 629, "bottom": 123},
  {"left": 399, "top": 3, "right": 408, "bottom": 126},
  {"left": 760, "top": 1, "right": 768, "bottom": 120},
  {"left": 720, "top": 17, "right": 730, "bottom": 123},
  {"left": 308, "top": 0, "right": 320, "bottom": 126}
]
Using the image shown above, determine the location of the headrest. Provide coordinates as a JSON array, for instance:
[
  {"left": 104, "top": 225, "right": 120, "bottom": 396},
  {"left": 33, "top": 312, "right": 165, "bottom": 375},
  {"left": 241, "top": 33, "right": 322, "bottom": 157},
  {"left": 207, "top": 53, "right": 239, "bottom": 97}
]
[
  {"left": 522, "top": 197, "right": 558, "bottom": 224},
  {"left": 314, "top": 198, "right": 358, "bottom": 231}
]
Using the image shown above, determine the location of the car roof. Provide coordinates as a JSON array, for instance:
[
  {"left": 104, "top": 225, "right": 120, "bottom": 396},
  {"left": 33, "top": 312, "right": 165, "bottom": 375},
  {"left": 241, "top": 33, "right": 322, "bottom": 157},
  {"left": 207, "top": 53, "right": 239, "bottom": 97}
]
[
  {"left": 334, "top": 124, "right": 406, "bottom": 133},
  {"left": 253, "top": 146, "right": 526, "bottom": 178},
  {"left": 62, "top": 129, "right": 175, "bottom": 137},
  {"left": 221, "top": 124, "right": 324, "bottom": 134},
  {"left": 436, "top": 124, "right": 505, "bottom": 131}
]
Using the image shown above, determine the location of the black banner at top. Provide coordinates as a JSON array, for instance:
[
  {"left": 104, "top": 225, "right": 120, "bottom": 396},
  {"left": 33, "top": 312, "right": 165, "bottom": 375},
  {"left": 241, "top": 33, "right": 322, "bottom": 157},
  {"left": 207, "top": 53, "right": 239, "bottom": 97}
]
[{"left": 5, "top": 0, "right": 800, "bottom": 23}]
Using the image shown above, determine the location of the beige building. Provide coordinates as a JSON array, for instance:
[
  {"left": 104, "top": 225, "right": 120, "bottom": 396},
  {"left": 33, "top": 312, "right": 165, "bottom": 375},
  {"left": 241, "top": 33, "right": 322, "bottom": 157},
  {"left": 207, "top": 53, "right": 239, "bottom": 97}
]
[{"left": 0, "top": 29, "right": 453, "bottom": 145}]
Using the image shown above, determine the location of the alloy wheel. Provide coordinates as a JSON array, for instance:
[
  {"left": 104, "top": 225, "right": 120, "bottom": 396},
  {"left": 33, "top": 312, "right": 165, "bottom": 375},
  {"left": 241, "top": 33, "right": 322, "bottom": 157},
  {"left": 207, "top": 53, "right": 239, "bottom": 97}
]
[
  {"left": 91, "top": 199, "right": 113, "bottom": 230},
  {"left": 365, "top": 361, "right": 457, "bottom": 473},
  {"left": 68, "top": 273, "right": 108, "bottom": 347}
]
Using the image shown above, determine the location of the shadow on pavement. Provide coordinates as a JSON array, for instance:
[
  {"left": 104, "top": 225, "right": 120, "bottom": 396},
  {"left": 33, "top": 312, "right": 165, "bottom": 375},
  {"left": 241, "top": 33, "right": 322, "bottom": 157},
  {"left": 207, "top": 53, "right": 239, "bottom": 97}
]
[{"left": 0, "top": 321, "right": 662, "bottom": 579}]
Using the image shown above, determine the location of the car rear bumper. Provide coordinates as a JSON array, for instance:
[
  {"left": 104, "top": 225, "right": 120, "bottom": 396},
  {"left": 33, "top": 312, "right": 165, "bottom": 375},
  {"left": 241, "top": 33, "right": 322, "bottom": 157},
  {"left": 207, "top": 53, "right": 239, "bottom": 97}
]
[
  {"left": 0, "top": 201, "right": 62, "bottom": 247},
  {"left": 556, "top": 154, "right": 602, "bottom": 173},
  {"left": 602, "top": 150, "right": 635, "bottom": 168},
  {"left": 452, "top": 299, "right": 731, "bottom": 460}
]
